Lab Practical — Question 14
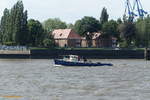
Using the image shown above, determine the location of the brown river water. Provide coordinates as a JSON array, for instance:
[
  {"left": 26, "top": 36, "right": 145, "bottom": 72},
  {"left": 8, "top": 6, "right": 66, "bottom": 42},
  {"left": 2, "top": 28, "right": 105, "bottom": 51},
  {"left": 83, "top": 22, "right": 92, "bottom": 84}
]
[{"left": 0, "top": 59, "right": 149, "bottom": 100}]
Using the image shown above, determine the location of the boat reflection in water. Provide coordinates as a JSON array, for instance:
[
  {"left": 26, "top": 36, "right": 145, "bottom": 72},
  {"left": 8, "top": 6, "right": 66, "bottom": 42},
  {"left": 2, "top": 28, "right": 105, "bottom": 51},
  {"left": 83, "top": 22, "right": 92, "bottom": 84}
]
[{"left": 54, "top": 55, "right": 113, "bottom": 66}]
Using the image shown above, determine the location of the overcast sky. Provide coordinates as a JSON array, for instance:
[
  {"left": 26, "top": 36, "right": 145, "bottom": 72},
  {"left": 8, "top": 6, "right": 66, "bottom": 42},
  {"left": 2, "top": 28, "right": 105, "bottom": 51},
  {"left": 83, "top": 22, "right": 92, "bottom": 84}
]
[{"left": 0, "top": 0, "right": 149, "bottom": 23}]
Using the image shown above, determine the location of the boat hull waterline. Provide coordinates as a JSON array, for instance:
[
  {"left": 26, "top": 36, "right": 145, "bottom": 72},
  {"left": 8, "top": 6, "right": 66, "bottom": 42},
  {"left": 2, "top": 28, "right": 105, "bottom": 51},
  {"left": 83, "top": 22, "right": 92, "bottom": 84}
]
[{"left": 54, "top": 59, "right": 113, "bottom": 66}]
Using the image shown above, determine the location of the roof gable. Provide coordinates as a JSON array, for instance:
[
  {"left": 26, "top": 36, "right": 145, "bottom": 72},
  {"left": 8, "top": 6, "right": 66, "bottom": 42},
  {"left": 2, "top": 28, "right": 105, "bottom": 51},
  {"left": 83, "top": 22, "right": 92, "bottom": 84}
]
[
  {"left": 52, "top": 29, "right": 72, "bottom": 39},
  {"left": 52, "top": 29, "right": 81, "bottom": 39},
  {"left": 68, "top": 30, "right": 81, "bottom": 39}
]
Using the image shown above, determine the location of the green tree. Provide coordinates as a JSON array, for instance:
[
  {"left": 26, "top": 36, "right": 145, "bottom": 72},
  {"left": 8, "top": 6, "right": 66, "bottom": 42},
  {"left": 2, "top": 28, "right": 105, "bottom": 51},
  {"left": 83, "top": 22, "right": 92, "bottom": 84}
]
[
  {"left": 43, "top": 32, "right": 55, "bottom": 48},
  {"left": 102, "top": 20, "right": 119, "bottom": 38},
  {"left": 0, "top": 8, "right": 10, "bottom": 43},
  {"left": 135, "top": 17, "right": 150, "bottom": 47},
  {"left": 74, "top": 16, "right": 100, "bottom": 47},
  {"left": 144, "top": 17, "right": 150, "bottom": 47},
  {"left": 117, "top": 18, "right": 123, "bottom": 24},
  {"left": 74, "top": 16, "right": 100, "bottom": 36},
  {"left": 73, "top": 20, "right": 83, "bottom": 35},
  {"left": 28, "top": 19, "right": 45, "bottom": 46},
  {"left": 0, "top": 1, "right": 28, "bottom": 45},
  {"left": 43, "top": 18, "right": 67, "bottom": 32},
  {"left": 19, "top": 10, "right": 28, "bottom": 45},
  {"left": 135, "top": 19, "right": 146, "bottom": 47},
  {"left": 100, "top": 7, "right": 109, "bottom": 25},
  {"left": 118, "top": 22, "right": 136, "bottom": 47},
  {"left": 10, "top": 1, "right": 28, "bottom": 45},
  {"left": 67, "top": 23, "right": 74, "bottom": 29}
]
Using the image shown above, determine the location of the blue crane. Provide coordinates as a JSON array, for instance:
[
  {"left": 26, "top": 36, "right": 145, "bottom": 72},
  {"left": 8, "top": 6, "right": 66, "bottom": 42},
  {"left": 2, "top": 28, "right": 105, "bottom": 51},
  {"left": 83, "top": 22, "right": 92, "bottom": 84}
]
[{"left": 124, "top": 0, "right": 147, "bottom": 22}]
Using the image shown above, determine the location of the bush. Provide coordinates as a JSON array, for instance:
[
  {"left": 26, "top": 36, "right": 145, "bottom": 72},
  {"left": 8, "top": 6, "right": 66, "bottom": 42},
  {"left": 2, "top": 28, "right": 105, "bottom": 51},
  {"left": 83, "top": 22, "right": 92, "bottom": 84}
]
[
  {"left": 119, "top": 41, "right": 128, "bottom": 48},
  {"left": 43, "top": 39, "right": 54, "bottom": 48}
]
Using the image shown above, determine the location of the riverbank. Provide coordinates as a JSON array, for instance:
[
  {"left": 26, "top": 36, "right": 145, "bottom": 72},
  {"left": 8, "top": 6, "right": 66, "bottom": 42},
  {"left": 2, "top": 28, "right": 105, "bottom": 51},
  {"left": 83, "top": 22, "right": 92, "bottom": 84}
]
[{"left": 0, "top": 49, "right": 147, "bottom": 59}]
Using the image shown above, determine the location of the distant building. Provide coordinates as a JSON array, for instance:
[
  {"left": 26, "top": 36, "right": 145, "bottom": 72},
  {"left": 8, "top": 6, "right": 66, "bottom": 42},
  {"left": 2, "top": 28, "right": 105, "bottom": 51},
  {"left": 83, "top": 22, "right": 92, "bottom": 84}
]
[
  {"left": 92, "top": 32, "right": 117, "bottom": 48},
  {"left": 52, "top": 29, "right": 81, "bottom": 47},
  {"left": 81, "top": 32, "right": 117, "bottom": 48},
  {"left": 81, "top": 37, "right": 88, "bottom": 47},
  {"left": 52, "top": 29, "right": 117, "bottom": 48}
]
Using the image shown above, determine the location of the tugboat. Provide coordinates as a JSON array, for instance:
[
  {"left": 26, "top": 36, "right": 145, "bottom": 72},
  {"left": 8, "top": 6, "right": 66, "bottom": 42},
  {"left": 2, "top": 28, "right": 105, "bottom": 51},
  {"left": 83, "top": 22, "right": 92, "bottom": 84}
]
[{"left": 54, "top": 55, "right": 113, "bottom": 66}]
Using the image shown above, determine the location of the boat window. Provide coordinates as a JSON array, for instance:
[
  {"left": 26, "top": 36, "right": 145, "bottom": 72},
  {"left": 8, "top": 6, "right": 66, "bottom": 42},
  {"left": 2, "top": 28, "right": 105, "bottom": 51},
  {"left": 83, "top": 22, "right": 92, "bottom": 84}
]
[{"left": 64, "top": 56, "right": 69, "bottom": 58}]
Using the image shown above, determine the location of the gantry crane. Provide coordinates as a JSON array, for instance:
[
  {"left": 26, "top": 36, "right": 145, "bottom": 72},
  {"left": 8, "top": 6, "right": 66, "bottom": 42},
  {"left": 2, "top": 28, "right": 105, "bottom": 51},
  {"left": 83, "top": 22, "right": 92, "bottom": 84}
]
[{"left": 124, "top": 0, "right": 147, "bottom": 22}]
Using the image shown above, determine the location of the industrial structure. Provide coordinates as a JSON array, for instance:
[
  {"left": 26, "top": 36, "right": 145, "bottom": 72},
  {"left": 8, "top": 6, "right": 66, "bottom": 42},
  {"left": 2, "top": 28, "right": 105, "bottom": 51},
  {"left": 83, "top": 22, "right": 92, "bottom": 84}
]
[{"left": 124, "top": 0, "right": 147, "bottom": 21}]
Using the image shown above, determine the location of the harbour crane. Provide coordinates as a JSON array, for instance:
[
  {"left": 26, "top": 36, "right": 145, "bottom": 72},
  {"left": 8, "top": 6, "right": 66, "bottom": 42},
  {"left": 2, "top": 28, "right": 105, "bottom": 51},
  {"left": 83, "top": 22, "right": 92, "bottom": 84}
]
[{"left": 124, "top": 0, "right": 147, "bottom": 22}]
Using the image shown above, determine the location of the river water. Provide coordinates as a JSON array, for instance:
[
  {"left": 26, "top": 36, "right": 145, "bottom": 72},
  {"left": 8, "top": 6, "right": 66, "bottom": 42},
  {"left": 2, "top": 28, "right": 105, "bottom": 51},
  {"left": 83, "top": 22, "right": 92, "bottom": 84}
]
[{"left": 0, "top": 59, "right": 149, "bottom": 100}]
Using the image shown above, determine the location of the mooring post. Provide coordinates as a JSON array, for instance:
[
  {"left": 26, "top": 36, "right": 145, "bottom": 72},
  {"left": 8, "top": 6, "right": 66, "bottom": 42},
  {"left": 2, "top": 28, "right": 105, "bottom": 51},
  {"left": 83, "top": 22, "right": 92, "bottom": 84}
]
[{"left": 145, "top": 48, "right": 150, "bottom": 60}]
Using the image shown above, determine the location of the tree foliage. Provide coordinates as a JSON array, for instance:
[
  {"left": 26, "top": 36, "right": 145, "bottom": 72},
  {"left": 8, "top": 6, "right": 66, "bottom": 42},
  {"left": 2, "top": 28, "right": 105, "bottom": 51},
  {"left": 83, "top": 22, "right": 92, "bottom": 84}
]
[
  {"left": 43, "top": 36, "right": 55, "bottom": 48},
  {"left": 74, "top": 16, "right": 100, "bottom": 36},
  {"left": 67, "top": 23, "right": 74, "bottom": 29},
  {"left": 135, "top": 17, "right": 150, "bottom": 47},
  {"left": 102, "top": 20, "right": 119, "bottom": 38},
  {"left": 100, "top": 7, "right": 109, "bottom": 25},
  {"left": 118, "top": 22, "right": 136, "bottom": 46},
  {"left": 43, "top": 18, "right": 67, "bottom": 32},
  {"left": 0, "top": 1, "right": 28, "bottom": 45},
  {"left": 0, "top": 8, "right": 10, "bottom": 43},
  {"left": 28, "top": 19, "right": 45, "bottom": 46},
  {"left": 0, "top": 1, "right": 56, "bottom": 47},
  {"left": 74, "top": 16, "right": 100, "bottom": 47}
]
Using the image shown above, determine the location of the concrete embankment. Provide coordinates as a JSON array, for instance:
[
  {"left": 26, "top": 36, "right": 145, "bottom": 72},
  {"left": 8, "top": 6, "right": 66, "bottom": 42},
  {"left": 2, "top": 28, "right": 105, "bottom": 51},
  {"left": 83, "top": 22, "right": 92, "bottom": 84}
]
[{"left": 0, "top": 50, "right": 30, "bottom": 59}]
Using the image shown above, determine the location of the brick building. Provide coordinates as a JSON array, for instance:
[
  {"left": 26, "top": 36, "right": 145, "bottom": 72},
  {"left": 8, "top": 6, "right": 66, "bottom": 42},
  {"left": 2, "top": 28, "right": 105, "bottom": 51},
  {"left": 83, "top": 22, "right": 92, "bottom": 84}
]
[
  {"left": 52, "top": 29, "right": 81, "bottom": 47},
  {"left": 52, "top": 29, "right": 117, "bottom": 48}
]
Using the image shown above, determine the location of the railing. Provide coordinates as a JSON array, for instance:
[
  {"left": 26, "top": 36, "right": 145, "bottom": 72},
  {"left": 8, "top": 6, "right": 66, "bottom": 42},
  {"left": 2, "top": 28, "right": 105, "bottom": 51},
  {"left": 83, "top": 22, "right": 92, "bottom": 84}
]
[
  {"left": 0, "top": 45, "right": 28, "bottom": 51},
  {"left": 0, "top": 45, "right": 30, "bottom": 54}
]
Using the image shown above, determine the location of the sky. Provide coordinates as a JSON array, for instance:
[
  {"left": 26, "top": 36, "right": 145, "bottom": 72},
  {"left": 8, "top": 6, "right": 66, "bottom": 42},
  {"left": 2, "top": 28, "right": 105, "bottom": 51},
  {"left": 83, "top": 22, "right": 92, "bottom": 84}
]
[{"left": 0, "top": 0, "right": 149, "bottom": 23}]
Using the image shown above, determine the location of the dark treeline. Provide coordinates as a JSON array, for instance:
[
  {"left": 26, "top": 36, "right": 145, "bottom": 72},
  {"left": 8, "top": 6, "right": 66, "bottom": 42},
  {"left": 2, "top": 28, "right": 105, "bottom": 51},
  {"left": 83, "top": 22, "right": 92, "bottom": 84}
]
[
  {"left": 0, "top": 1, "right": 28, "bottom": 45},
  {"left": 0, "top": 1, "right": 150, "bottom": 48},
  {"left": 0, "top": 1, "right": 52, "bottom": 47}
]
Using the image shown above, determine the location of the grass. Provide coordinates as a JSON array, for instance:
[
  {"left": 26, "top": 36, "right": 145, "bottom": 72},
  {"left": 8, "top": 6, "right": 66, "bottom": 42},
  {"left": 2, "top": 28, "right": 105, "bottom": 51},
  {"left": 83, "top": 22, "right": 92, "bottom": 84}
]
[
  {"left": 29, "top": 47, "right": 50, "bottom": 50},
  {"left": 31, "top": 47, "right": 116, "bottom": 50},
  {"left": 133, "top": 48, "right": 145, "bottom": 50},
  {"left": 63, "top": 47, "right": 112, "bottom": 50},
  {"left": 29, "top": 47, "right": 146, "bottom": 51},
  {"left": 30, "top": 47, "right": 112, "bottom": 50}
]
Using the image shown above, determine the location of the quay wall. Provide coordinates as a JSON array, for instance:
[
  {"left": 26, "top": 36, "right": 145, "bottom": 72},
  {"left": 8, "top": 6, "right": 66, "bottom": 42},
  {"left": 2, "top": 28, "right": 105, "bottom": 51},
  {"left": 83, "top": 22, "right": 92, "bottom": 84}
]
[
  {"left": 0, "top": 49, "right": 146, "bottom": 59},
  {"left": 0, "top": 50, "right": 30, "bottom": 59},
  {"left": 30, "top": 49, "right": 144, "bottom": 59}
]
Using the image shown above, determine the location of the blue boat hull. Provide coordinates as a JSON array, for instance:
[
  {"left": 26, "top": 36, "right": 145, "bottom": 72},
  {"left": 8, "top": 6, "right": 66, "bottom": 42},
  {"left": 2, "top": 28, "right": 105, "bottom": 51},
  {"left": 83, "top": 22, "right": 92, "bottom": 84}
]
[{"left": 54, "top": 59, "right": 113, "bottom": 66}]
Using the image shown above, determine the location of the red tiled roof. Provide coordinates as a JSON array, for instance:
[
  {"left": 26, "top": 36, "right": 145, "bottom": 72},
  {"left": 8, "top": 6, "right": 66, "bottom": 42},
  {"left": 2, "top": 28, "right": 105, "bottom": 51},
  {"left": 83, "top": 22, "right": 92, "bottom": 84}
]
[
  {"left": 52, "top": 29, "right": 72, "bottom": 39},
  {"left": 52, "top": 29, "right": 81, "bottom": 39},
  {"left": 68, "top": 30, "right": 81, "bottom": 39}
]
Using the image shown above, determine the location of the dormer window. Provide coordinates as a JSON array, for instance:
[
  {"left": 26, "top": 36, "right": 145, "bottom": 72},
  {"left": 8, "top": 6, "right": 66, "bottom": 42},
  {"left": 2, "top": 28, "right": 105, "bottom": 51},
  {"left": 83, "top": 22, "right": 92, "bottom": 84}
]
[{"left": 60, "top": 33, "right": 62, "bottom": 36}]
